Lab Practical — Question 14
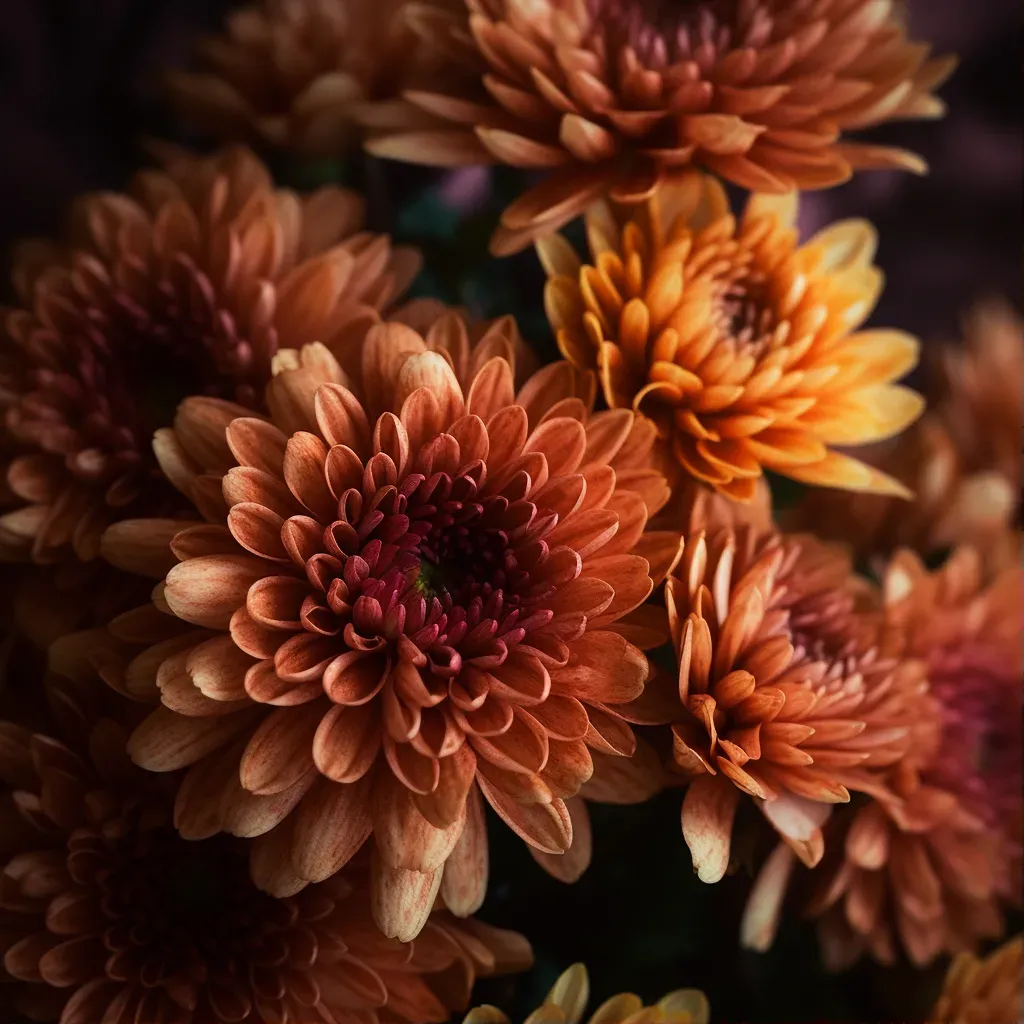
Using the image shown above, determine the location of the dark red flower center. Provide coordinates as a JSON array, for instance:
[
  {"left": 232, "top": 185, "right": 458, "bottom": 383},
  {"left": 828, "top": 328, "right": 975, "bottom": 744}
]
[
  {"left": 308, "top": 467, "right": 561, "bottom": 676},
  {"left": 18, "top": 256, "right": 266, "bottom": 498}
]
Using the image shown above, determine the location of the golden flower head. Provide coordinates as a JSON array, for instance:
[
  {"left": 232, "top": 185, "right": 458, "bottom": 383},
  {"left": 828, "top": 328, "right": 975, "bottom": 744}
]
[
  {"left": 90, "top": 311, "right": 680, "bottom": 940},
  {"left": 539, "top": 173, "right": 924, "bottom": 501},
  {"left": 0, "top": 146, "right": 419, "bottom": 570},
  {"left": 666, "top": 525, "right": 927, "bottom": 883},
  {"left": 928, "top": 936, "right": 1023, "bottom": 1024},
  {"left": 463, "top": 962, "right": 709, "bottom": 1024},
  {"left": 170, "top": 0, "right": 461, "bottom": 155},
  {"left": 0, "top": 673, "right": 530, "bottom": 1024},
  {"left": 787, "top": 298, "right": 1023, "bottom": 563},
  {"left": 368, "top": 0, "right": 955, "bottom": 253}
]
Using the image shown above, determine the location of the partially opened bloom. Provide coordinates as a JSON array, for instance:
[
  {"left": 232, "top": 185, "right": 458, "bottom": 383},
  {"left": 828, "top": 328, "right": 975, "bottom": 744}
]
[
  {"left": 170, "top": 0, "right": 460, "bottom": 155},
  {"left": 367, "top": 0, "right": 954, "bottom": 253},
  {"left": 928, "top": 936, "right": 1023, "bottom": 1024},
  {"left": 788, "top": 299, "right": 1023, "bottom": 563},
  {"left": 757, "top": 545, "right": 1022, "bottom": 969},
  {"left": 463, "top": 962, "right": 709, "bottom": 1024},
  {"left": 667, "top": 525, "right": 927, "bottom": 882},
  {"left": 95, "top": 317, "right": 677, "bottom": 938},
  {"left": 0, "top": 674, "right": 531, "bottom": 1024},
  {"left": 539, "top": 173, "right": 923, "bottom": 501},
  {"left": 0, "top": 145, "right": 419, "bottom": 570}
]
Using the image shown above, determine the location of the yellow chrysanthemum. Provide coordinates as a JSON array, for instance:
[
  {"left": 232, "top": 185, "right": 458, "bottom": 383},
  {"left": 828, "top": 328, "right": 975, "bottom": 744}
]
[
  {"left": 540, "top": 173, "right": 924, "bottom": 501},
  {"left": 463, "top": 963, "right": 709, "bottom": 1024}
]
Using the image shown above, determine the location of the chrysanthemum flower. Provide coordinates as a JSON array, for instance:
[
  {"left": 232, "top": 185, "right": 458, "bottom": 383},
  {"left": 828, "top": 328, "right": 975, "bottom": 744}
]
[
  {"left": 0, "top": 145, "right": 419, "bottom": 570},
  {"left": 747, "top": 544, "right": 1021, "bottom": 968},
  {"left": 169, "top": 0, "right": 460, "bottom": 155},
  {"left": 91, "top": 318, "right": 678, "bottom": 938},
  {"left": 0, "top": 674, "right": 531, "bottom": 1024},
  {"left": 666, "top": 525, "right": 926, "bottom": 882},
  {"left": 367, "top": 0, "right": 955, "bottom": 254},
  {"left": 463, "top": 962, "right": 709, "bottom": 1024},
  {"left": 538, "top": 174, "right": 923, "bottom": 501},
  {"left": 928, "top": 936, "right": 1023, "bottom": 1024},
  {"left": 881, "top": 546, "right": 1022, "bottom": 900},
  {"left": 788, "top": 299, "right": 1023, "bottom": 562}
]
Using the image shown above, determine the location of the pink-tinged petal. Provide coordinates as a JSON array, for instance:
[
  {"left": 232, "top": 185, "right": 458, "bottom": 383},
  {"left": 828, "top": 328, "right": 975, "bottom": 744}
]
[
  {"left": 528, "top": 796, "right": 592, "bottom": 883},
  {"left": 581, "top": 738, "right": 665, "bottom": 804},
  {"left": 681, "top": 775, "right": 739, "bottom": 883},
  {"left": 239, "top": 702, "right": 323, "bottom": 796},
  {"left": 554, "top": 632, "right": 647, "bottom": 704},
  {"left": 290, "top": 774, "right": 374, "bottom": 883},
  {"left": 373, "top": 771, "right": 466, "bottom": 873},
  {"left": 370, "top": 855, "right": 443, "bottom": 942},
  {"left": 129, "top": 705, "right": 259, "bottom": 772},
  {"left": 165, "top": 555, "right": 268, "bottom": 628},
  {"left": 439, "top": 785, "right": 488, "bottom": 917},
  {"left": 761, "top": 793, "right": 831, "bottom": 868},
  {"left": 313, "top": 702, "right": 381, "bottom": 783},
  {"left": 740, "top": 843, "right": 796, "bottom": 952},
  {"left": 414, "top": 743, "right": 477, "bottom": 829},
  {"left": 477, "top": 775, "right": 572, "bottom": 854}
]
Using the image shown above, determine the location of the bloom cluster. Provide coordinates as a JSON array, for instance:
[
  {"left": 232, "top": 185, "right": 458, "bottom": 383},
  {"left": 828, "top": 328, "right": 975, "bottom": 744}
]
[{"left": 0, "top": 1, "right": 1018, "bottom": 1022}]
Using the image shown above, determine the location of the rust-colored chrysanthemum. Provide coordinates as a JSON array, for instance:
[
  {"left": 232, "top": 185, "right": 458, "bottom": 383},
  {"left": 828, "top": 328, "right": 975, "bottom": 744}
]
[
  {"left": 367, "top": 0, "right": 955, "bottom": 254},
  {"left": 169, "top": 0, "right": 461, "bottom": 155},
  {"left": 749, "top": 545, "right": 1022, "bottom": 969},
  {"left": 928, "top": 936, "right": 1023, "bottom": 1024},
  {"left": 538, "top": 173, "right": 923, "bottom": 501},
  {"left": 666, "top": 524, "right": 927, "bottom": 882},
  {"left": 0, "top": 674, "right": 531, "bottom": 1024},
  {"left": 463, "top": 962, "right": 709, "bottom": 1024},
  {"left": 788, "top": 299, "right": 1023, "bottom": 564},
  {"left": 0, "top": 145, "right": 419, "bottom": 571},
  {"left": 88, "top": 316, "right": 679, "bottom": 938}
]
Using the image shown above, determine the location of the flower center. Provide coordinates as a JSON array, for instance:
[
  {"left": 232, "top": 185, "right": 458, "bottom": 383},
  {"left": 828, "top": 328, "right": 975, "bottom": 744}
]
[
  {"left": 100, "top": 823, "right": 284, "bottom": 967},
  {"left": 587, "top": 0, "right": 771, "bottom": 63},
  {"left": 22, "top": 266, "right": 262, "bottom": 496},
  {"left": 308, "top": 469, "right": 559, "bottom": 681},
  {"left": 711, "top": 271, "right": 776, "bottom": 357}
]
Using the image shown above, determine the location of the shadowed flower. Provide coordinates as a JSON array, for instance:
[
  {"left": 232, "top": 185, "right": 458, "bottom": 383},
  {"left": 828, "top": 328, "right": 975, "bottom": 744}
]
[
  {"left": 881, "top": 546, "right": 1023, "bottom": 903},
  {"left": 367, "top": 0, "right": 955, "bottom": 253},
  {"left": 463, "top": 962, "right": 709, "bottom": 1024},
  {"left": 170, "top": 0, "right": 461, "bottom": 156},
  {"left": 90, "top": 316, "right": 679, "bottom": 939},
  {"left": 746, "top": 544, "right": 1021, "bottom": 968},
  {"left": 0, "top": 675, "right": 531, "bottom": 1024},
  {"left": 0, "top": 145, "right": 419, "bottom": 571},
  {"left": 787, "top": 299, "right": 1023, "bottom": 564},
  {"left": 928, "top": 936, "right": 1023, "bottom": 1024},
  {"left": 538, "top": 173, "right": 923, "bottom": 501},
  {"left": 666, "top": 525, "right": 926, "bottom": 882}
]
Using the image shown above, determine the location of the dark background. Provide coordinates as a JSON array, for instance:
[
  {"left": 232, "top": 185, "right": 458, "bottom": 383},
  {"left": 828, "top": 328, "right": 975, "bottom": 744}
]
[{"left": 0, "top": 1, "right": 1018, "bottom": 1021}]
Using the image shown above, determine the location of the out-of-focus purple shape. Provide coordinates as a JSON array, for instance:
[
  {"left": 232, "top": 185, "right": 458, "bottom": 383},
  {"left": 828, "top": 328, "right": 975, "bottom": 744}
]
[{"left": 437, "top": 166, "right": 493, "bottom": 215}]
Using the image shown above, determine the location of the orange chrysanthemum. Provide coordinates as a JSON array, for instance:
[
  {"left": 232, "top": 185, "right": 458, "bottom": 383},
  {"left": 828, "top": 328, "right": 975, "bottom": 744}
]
[
  {"left": 928, "top": 936, "right": 1023, "bottom": 1024},
  {"left": 367, "top": 0, "right": 954, "bottom": 253},
  {"left": 538, "top": 174, "right": 924, "bottom": 501},
  {"left": 748, "top": 545, "right": 1021, "bottom": 968},
  {"left": 463, "top": 962, "right": 709, "bottom": 1024},
  {"left": 0, "top": 675, "right": 530, "bottom": 1024},
  {"left": 170, "top": 0, "right": 460, "bottom": 155},
  {"left": 0, "top": 146, "right": 419, "bottom": 571},
  {"left": 665, "top": 525, "right": 927, "bottom": 882},
  {"left": 86, "top": 315, "right": 679, "bottom": 939},
  {"left": 788, "top": 299, "right": 1023, "bottom": 563}
]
